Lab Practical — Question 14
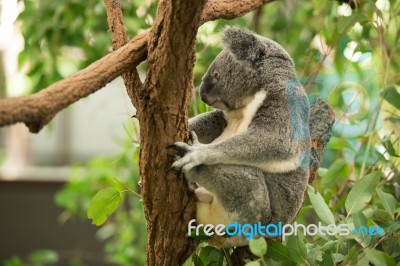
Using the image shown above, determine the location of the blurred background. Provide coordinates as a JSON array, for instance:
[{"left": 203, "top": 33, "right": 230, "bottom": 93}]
[{"left": 0, "top": 0, "right": 399, "bottom": 265}]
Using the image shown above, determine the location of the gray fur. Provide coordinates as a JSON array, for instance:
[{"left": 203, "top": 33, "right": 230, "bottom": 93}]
[
  {"left": 170, "top": 26, "right": 333, "bottom": 247},
  {"left": 188, "top": 110, "right": 227, "bottom": 144}
]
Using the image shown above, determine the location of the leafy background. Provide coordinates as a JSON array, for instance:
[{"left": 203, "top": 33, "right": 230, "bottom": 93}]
[{"left": 3, "top": 0, "right": 400, "bottom": 265}]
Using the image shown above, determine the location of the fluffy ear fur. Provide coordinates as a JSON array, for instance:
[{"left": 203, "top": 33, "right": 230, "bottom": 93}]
[{"left": 222, "top": 26, "right": 266, "bottom": 66}]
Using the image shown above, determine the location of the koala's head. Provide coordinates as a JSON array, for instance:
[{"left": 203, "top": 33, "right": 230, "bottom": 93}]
[{"left": 199, "top": 26, "right": 295, "bottom": 110}]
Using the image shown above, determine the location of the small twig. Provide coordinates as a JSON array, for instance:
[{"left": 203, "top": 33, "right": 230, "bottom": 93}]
[
  {"left": 200, "top": 0, "right": 278, "bottom": 24},
  {"left": 252, "top": 7, "right": 264, "bottom": 33},
  {"left": 104, "top": 0, "right": 129, "bottom": 49},
  {"left": 114, "top": 177, "right": 141, "bottom": 198},
  {"left": 222, "top": 248, "right": 233, "bottom": 266},
  {"left": 103, "top": 0, "right": 143, "bottom": 108}
]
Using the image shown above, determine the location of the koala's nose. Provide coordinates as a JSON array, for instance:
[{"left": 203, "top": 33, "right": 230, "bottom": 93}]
[{"left": 200, "top": 90, "right": 208, "bottom": 103}]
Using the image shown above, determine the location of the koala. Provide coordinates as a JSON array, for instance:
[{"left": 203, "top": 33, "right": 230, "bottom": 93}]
[{"left": 169, "top": 26, "right": 333, "bottom": 247}]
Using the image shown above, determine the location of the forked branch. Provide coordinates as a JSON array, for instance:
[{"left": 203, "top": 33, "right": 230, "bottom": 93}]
[{"left": 0, "top": 0, "right": 278, "bottom": 132}]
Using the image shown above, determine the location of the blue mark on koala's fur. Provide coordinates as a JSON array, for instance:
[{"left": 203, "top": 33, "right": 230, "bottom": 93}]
[{"left": 286, "top": 78, "right": 311, "bottom": 142}]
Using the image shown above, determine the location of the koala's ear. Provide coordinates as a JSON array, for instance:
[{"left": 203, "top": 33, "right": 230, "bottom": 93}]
[{"left": 222, "top": 26, "right": 266, "bottom": 66}]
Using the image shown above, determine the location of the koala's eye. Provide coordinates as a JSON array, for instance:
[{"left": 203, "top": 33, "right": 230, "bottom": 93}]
[
  {"left": 212, "top": 71, "right": 220, "bottom": 80},
  {"left": 257, "top": 51, "right": 266, "bottom": 61}
]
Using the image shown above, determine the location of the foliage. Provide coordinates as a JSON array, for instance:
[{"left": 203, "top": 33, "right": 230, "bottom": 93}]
[
  {"left": 87, "top": 187, "right": 122, "bottom": 226},
  {"left": 16, "top": 0, "right": 158, "bottom": 95},
  {"left": 3, "top": 250, "right": 61, "bottom": 266},
  {"left": 54, "top": 135, "right": 146, "bottom": 265},
  {"left": 10, "top": 0, "right": 400, "bottom": 265}
]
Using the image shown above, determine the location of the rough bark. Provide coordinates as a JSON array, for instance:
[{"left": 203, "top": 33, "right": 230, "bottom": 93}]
[
  {"left": 138, "top": 0, "right": 207, "bottom": 264},
  {"left": 200, "top": 0, "right": 276, "bottom": 24}
]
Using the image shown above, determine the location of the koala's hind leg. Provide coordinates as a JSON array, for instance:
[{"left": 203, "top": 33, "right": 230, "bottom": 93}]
[
  {"left": 186, "top": 164, "right": 271, "bottom": 226},
  {"left": 264, "top": 167, "right": 309, "bottom": 225}
]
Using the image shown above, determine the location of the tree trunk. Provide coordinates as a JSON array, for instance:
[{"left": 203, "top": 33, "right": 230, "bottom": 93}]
[{"left": 137, "top": 0, "right": 206, "bottom": 264}]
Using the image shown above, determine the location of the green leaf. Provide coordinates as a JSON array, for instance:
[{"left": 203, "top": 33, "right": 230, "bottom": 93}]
[
  {"left": 328, "top": 136, "right": 355, "bottom": 151},
  {"left": 3, "top": 256, "right": 25, "bottom": 266},
  {"left": 345, "top": 171, "right": 380, "bottom": 216},
  {"left": 352, "top": 211, "right": 367, "bottom": 227},
  {"left": 322, "top": 158, "right": 349, "bottom": 184},
  {"left": 207, "top": 249, "right": 224, "bottom": 266},
  {"left": 29, "top": 249, "right": 59, "bottom": 264},
  {"left": 347, "top": 245, "right": 359, "bottom": 264},
  {"left": 376, "top": 189, "right": 396, "bottom": 217},
  {"left": 385, "top": 116, "right": 400, "bottom": 124},
  {"left": 286, "top": 235, "right": 307, "bottom": 264},
  {"left": 197, "top": 246, "right": 224, "bottom": 266},
  {"left": 245, "top": 261, "right": 261, "bottom": 266},
  {"left": 365, "top": 249, "right": 396, "bottom": 266},
  {"left": 187, "top": 227, "right": 214, "bottom": 241},
  {"left": 266, "top": 240, "right": 293, "bottom": 263},
  {"left": 352, "top": 212, "right": 372, "bottom": 247},
  {"left": 307, "top": 247, "right": 323, "bottom": 265},
  {"left": 382, "top": 140, "right": 400, "bottom": 157},
  {"left": 332, "top": 253, "right": 345, "bottom": 262},
  {"left": 382, "top": 220, "right": 400, "bottom": 233},
  {"left": 192, "top": 254, "right": 205, "bottom": 266},
  {"left": 320, "top": 240, "right": 337, "bottom": 251},
  {"left": 381, "top": 85, "right": 400, "bottom": 109},
  {"left": 371, "top": 209, "right": 392, "bottom": 221},
  {"left": 317, "top": 168, "right": 328, "bottom": 177},
  {"left": 307, "top": 185, "right": 335, "bottom": 224},
  {"left": 322, "top": 252, "right": 334, "bottom": 266},
  {"left": 87, "top": 187, "right": 121, "bottom": 226},
  {"left": 249, "top": 238, "right": 268, "bottom": 258}
]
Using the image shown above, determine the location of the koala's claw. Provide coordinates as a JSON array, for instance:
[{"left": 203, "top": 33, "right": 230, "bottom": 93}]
[
  {"left": 168, "top": 133, "right": 207, "bottom": 173},
  {"left": 166, "top": 143, "right": 189, "bottom": 156},
  {"left": 171, "top": 147, "right": 206, "bottom": 173}
]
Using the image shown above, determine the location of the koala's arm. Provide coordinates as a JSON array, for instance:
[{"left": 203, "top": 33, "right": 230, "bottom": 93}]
[
  {"left": 206, "top": 126, "right": 300, "bottom": 168},
  {"left": 189, "top": 110, "right": 227, "bottom": 144},
  {"left": 174, "top": 124, "right": 303, "bottom": 173},
  {"left": 202, "top": 102, "right": 309, "bottom": 170},
  {"left": 172, "top": 98, "right": 310, "bottom": 173}
]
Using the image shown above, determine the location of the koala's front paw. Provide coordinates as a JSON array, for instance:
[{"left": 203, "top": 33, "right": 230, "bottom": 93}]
[
  {"left": 168, "top": 132, "right": 207, "bottom": 173},
  {"left": 169, "top": 143, "right": 206, "bottom": 173}
]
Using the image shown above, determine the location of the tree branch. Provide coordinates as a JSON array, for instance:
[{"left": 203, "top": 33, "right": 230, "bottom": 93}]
[
  {"left": 0, "top": 0, "right": 279, "bottom": 132},
  {"left": 104, "top": 0, "right": 129, "bottom": 49},
  {"left": 200, "top": 0, "right": 277, "bottom": 24},
  {"left": 103, "top": 0, "right": 143, "bottom": 108},
  {"left": 0, "top": 32, "right": 147, "bottom": 132}
]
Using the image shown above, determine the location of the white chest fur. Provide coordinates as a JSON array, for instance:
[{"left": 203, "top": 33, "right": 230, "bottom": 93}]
[{"left": 212, "top": 90, "right": 267, "bottom": 143}]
